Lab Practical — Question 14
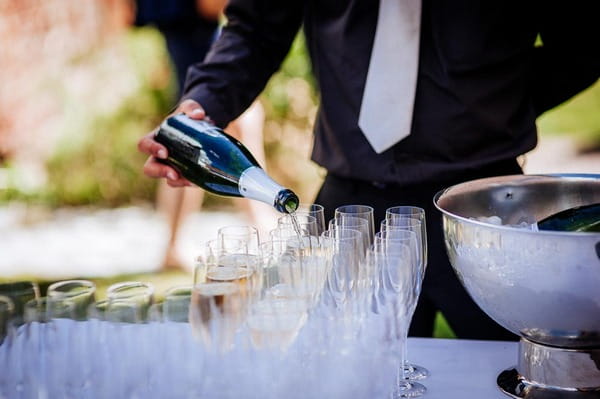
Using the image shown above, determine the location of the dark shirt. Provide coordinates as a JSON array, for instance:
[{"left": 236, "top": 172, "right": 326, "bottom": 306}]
[{"left": 182, "top": 0, "right": 599, "bottom": 185}]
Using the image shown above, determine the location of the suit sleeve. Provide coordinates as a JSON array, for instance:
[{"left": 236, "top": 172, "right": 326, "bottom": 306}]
[
  {"left": 532, "top": 2, "right": 600, "bottom": 116},
  {"left": 180, "top": 0, "right": 305, "bottom": 127}
]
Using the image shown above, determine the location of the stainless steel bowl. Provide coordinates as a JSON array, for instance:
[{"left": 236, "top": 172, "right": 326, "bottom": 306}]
[{"left": 434, "top": 174, "right": 600, "bottom": 348}]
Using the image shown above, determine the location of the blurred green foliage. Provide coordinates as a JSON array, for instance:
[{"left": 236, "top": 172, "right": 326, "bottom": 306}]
[
  {"left": 40, "top": 28, "right": 174, "bottom": 207},
  {"left": 537, "top": 80, "right": 600, "bottom": 150}
]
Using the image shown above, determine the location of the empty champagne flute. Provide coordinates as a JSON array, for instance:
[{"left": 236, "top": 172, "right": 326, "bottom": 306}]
[
  {"left": 217, "top": 225, "right": 261, "bottom": 255},
  {"left": 161, "top": 285, "right": 205, "bottom": 398},
  {"left": 246, "top": 296, "right": 308, "bottom": 352},
  {"left": 329, "top": 215, "right": 371, "bottom": 258},
  {"left": 106, "top": 281, "right": 154, "bottom": 322},
  {"left": 386, "top": 206, "right": 427, "bottom": 271},
  {"left": 0, "top": 281, "right": 40, "bottom": 325},
  {"left": 247, "top": 240, "right": 311, "bottom": 351},
  {"left": 0, "top": 295, "right": 13, "bottom": 345},
  {"left": 164, "top": 285, "right": 193, "bottom": 323},
  {"left": 321, "top": 228, "right": 365, "bottom": 315},
  {"left": 46, "top": 281, "right": 98, "bottom": 397},
  {"left": 24, "top": 297, "right": 76, "bottom": 399},
  {"left": 377, "top": 230, "right": 426, "bottom": 398},
  {"left": 259, "top": 239, "right": 311, "bottom": 306},
  {"left": 104, "top": 299, "right": 149, "bottom": 397},
  {"left": 278, "top": 214, "right": 319, "bottom": 237},
  {"left": 384, "top": 206, "right": 430, "bottom": 381},
  {"left": 296, "top": 203, "right": 326, "bottom": 235},
  {"left": 47, "top": 279, "right": 96, "bottom": 320},
  {"left": 334, "top": 205, "right": 375, "bottom": 247},
  {"left": 0, "top": 296, "right": 15, "bottom": 399}
]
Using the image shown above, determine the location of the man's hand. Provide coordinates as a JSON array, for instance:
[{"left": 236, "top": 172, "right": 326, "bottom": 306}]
[{"left": 137, "top": 99, "right": 206, "bottom": 187}]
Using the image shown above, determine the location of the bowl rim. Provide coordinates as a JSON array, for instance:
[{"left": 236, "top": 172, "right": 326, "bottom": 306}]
[{"left": 433, "top": 173, "right": 600, "bottom": 237}]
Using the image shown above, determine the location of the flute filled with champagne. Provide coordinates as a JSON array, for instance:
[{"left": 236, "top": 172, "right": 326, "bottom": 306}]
[{"left": 189, "top": 282, "right": 243, "bottom": 351}]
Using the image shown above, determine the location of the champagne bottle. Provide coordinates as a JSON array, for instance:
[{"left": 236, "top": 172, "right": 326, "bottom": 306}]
[
  {"left": 537, "top": 203, "right": 600, "bottom": 232},
  {"left": 154, "top": 114, "right": 299, "bottom": 214}
]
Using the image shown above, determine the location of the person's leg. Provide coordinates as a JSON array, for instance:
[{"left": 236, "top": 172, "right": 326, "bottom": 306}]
[
  {"left": 155, "top": 182, "right": 204, "bottom": 270},
  {"left": 153, "top": 25, "right": 215, "bottom": 271}
]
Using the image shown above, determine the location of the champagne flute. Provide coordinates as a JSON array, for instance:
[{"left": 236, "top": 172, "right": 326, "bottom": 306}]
[
  {"left": 246, "top": 297, "right": 308, "bottom": 351},
  {"left": 189, "top": 281, "right": 243, "bottom": 352},
  {"left": 386, "top": 206, "right": 427, "bottom": 271},
  {"left": 86, "top": 299, "right": 114, "bottom": 397},
  {"left": 106, "top": 281, "right": 154, "bottom": 322},
  {"left": 0, "top": 296, "right": 15, "bottom": 399},
  {"left": 247, "top": 240, "right": 310, "bottom": 351},
  {"left": 385, "top": 206, "right": 429, "bottom": 380},
  {"left": 199, "top": 240, "right": 259, "bottom": 302},
  {"left": 104, "top": 299, "right": 149, "bottom": 397},
  {"left": 47, "top": 279, "right": 96, "bottom": 320},
  {"left": 296, "top": 203, "right": 326, "bottom": 234},
  {"left": 46, "top": 281, "right": 97, "bottom": 398},
  {"left": 334, "top": 205, "right": 375, "bottom": 247},
  {"left": 329, "top": 215, "right": 371, "bottom": 258},
  {"left": 377, "top": 229, "right": 426, "bottom": 397},
  {"left": 278, "top": 214, "right": 319, "bottom": 237},
  {"left": 0, "top": 295, "right": 14, "bottom": 344},
  {"left": 217, "top": 226, "right": 263, "bottom": 293},
  {"left": 24, "top": 297, "right": 76, "bottom": 399},
  {"left": 162, "top": 285, "right": 205, "bottom": 398},
  {"left": 0, "top": 281, "right": 40, "bottom": 325},
  {"left": 321, "top": 228, "right": 365, "bottom": 315},
  {"left": 217, "top": 225, "right": 261, "bottom": 255},
  {"left": 164, "top": 285, "right": 193, "bottom": 323},
  {"left": 259, "top": 239, "right": 311, "bottom": 306}
]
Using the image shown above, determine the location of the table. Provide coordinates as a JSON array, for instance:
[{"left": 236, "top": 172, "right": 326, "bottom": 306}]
[
  {"left": 1, "top": 319, "right": 519, "bottom": 398},
  {"left": 408, "top": 337, "right": 518, "bottom": 398}
]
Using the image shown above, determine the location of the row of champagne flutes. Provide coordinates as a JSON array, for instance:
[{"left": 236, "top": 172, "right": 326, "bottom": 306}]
[
  {"left": 0, "top": 279, "right": 170, "bottom": 398},
  {"left": 0, "top": 203, "right": 429, "bottom": 398},
  {"left": 188, "top": 204, "right": 430, "bottom": 398}
]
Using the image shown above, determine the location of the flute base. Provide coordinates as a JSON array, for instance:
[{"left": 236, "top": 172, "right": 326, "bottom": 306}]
[{"left": 392, "top": 381, "right": 427, "bottom": 398}]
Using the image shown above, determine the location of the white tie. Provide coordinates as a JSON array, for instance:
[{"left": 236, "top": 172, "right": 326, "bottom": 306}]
[{"left": 358, "top": 0, "right": 422, "bottom": 154}]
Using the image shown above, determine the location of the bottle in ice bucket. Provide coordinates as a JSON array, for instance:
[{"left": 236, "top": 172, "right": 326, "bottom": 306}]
[
  {"left": 537, "top": 202, "right": 600, "bottom": 232},
  {"left": 155, "top": 114, "right": 299, "bottom": 214}
]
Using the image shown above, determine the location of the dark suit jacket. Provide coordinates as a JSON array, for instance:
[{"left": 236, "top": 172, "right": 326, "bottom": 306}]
[{"left": 182, "top": 0, "right": 599, "bottom": 185}]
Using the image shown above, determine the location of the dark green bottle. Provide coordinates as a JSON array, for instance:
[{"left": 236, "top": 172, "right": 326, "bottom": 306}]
[
  {"left": 154, "top": 114, "right": 299, "bottom": 214},
  {"left": 537, "top": 203, "right": 600, "bottom": 232}
]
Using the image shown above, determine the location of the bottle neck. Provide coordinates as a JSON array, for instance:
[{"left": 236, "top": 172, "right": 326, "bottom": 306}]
[{"left": 238, "top": 166, "right": 288, "bottom": 211}]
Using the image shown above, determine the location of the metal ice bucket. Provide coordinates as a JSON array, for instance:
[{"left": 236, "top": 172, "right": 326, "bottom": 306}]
[{"left": 434, "top": 174, "right": 600, "bottom": 398}]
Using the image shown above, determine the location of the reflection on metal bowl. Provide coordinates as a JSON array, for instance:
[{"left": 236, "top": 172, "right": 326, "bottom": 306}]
[{"left": 435, "top": 174, "right": 600, "bottom": 398}]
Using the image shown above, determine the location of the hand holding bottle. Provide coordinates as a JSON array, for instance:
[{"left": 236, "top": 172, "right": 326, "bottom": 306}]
[
  {"left": 138, "top": 100, "right": 299, "bottom": 213},
  {"left": 138, "top": 99, "right": 206, "bottom": 187}
]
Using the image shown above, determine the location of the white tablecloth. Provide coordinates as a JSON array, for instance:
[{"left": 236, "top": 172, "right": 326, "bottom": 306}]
[
  {"left": 2, "top": 319, "right": 519, "bottom": 399},
  {"left": 408, "top": 337, "right": 518, "bottom": 399}
]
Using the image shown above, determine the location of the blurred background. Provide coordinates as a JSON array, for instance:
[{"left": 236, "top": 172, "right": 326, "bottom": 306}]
[{"left": 1, "top": 1, "right": 599, "bottom": 333}]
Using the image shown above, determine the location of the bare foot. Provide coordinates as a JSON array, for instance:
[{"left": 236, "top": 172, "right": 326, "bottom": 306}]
[{"left": 160, "top": 248, "right": 185, "bottom": 271}]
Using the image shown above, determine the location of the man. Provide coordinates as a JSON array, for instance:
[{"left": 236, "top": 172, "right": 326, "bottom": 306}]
[{"left": 139, "top": 1, "right": 599, "bottom": 339}]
